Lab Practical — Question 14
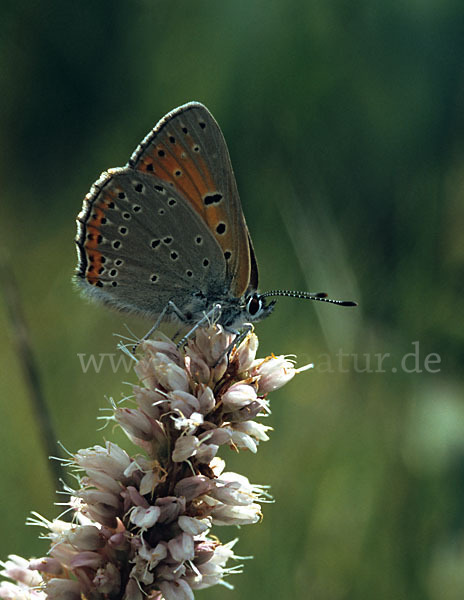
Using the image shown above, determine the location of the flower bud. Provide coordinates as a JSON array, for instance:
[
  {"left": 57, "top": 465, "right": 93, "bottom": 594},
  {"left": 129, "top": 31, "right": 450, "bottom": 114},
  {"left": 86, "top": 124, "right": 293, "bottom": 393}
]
[
  {"left": 115, "top": 408, "right": 155, "bottom": 442},
  {"left": 156, "top": 497, "right": 185, "bottom": 523},
  {"left": 185, "top": 349, "right": 211, "bottom": 383},
  {"left": 172, "top": 435, "right": 200, "bottom": 462},
  {"left": 196, "top": 443, "right": 219, "bottom": 463},
  {"left": 233, "top": 332, "right": 258, "bottom": 372},
  {"left": 169, "top": 391, "right": 200, "bottom": 416},
  {"left": 222, "top": 383, "right": 257, "bottom": 410},
  {"left": 140, "top": 337, "right": 180, "bottom": 363},
  {"left": 67, "top": 525, "right": 105, "bottom": 550},
  {"left": 83, "top": 468, "right": 121, "bottom": 494},
  {"left": 151, "top": 353, "right": 190, "bottom": 392},
  {"left": 198, "top": 385, "right": 215, "bottom": 413},
  {"left": 230, "top": 430, "right": 257, "bottom": 453},
  {"left": 174, "top": 475, "right": 213, "bottom": 501},
  {"left": 29, "top": 557, "right": 63, "bottom": 575},
  {"left": 69, "top": 551, "right": 104, "bottom": 569},
  {"left": 159, "top": 578, "right": 194, "bottom": 600},
  {"left": 133, "top": 386, "right": 164, "bottom": 418},
  {"left": 178, "top": 515, "right": 210, "bottom": 535},
  {"left": 75, "top": 443, "right": 131, "bottom": 480},
  {"left": 194, "top": 325, "right": 232, "bottom": 366}
]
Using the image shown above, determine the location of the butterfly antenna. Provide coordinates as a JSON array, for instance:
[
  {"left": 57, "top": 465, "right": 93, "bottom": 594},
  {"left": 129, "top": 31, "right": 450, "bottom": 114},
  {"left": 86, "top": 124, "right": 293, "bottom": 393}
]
[{"left": 262, "top": 289, "right": 357, "bottom": 307}]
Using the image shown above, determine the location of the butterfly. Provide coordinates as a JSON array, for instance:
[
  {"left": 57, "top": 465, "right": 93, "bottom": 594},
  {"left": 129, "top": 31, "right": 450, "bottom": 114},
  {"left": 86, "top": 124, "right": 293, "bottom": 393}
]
[{"left": 75, "top": 102, "right": 355, "bottom": 339}]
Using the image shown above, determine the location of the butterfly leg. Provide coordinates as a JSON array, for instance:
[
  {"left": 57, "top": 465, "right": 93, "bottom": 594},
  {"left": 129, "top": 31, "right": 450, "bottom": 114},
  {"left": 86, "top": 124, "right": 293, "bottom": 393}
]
[
  {"left": 133, "top": 299, "right": 190, "bottom": 352},
  {"left": 141, "top": 299, "right": 198, "bottom": 342},
  {"left": 212, "top": 323, "right": 254, "bottom": 367},
  {"left": 131, "top": 302, "right": 173, "bottom": 352},
  {"left": 134, "top": 301, "right": 218, "bottom": 352},
  {"left": 176, "top": 304, "right": 222, "bottom": 349}
]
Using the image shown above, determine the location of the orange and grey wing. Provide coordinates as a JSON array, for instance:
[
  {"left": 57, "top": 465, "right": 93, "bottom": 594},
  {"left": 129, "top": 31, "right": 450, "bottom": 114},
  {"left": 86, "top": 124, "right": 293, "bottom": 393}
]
[{"left": 128, "top": 102, "right": 255, "bottom": 298}]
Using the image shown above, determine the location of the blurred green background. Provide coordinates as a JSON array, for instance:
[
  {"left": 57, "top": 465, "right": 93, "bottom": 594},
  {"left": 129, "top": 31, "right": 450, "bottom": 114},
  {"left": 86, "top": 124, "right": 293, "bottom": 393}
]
[{"left": 1, "top": 1, "right": 464, "bottom": 599}]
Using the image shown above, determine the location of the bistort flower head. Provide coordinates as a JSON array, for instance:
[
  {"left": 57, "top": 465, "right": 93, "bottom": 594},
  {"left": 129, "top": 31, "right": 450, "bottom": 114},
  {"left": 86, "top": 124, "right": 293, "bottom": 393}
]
[{"left": 0, "top": 325, "right": 310, "bottom": 600}]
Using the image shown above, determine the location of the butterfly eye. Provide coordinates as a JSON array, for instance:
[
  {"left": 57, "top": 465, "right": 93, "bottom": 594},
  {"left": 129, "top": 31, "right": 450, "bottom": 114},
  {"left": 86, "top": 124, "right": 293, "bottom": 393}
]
[{"left": 246, "top": 294, "right": 264, "bottom": 317}]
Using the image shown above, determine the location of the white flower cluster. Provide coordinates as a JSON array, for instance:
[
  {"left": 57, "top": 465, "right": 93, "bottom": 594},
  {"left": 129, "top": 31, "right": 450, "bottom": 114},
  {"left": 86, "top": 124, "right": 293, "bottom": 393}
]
[{"left": 0, "top": 326, "right": 308, "bottom": 600}]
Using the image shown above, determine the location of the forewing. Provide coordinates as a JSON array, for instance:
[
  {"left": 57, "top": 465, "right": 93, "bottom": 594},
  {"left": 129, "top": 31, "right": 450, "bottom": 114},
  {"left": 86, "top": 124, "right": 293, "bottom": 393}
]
[{"left": 129, "top": 102, "right": 255, "bottom": 297}]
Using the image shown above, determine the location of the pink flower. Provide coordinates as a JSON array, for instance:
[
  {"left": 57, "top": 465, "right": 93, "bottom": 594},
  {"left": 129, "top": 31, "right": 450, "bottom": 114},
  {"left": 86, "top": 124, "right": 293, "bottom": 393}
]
[
  {"left": 1, "top": 325, "right": 306, "bottom": 600},
  {"left": 254, "top": 355, "right": 312, "bottom": 393}
]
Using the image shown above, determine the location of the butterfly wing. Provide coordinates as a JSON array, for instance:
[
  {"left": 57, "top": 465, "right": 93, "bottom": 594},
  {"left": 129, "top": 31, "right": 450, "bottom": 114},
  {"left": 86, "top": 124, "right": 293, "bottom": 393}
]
[
  {"left": 75, "top": 168, "right": 227, "bottom": 318},
  {"left": 128, "top": 102, "right": 256, "bottom": 298},
  {"left": 247, "top": 231, "right": 259, "bottom": 293}
]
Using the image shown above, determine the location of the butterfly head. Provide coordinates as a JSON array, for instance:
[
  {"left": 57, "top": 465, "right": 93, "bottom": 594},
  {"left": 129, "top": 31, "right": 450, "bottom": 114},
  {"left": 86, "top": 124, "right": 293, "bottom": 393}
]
[
  {"left": 245, "top": 292, "right": 277, "bottom": 323},
  {"left": 218, "top": 292, "right": 276, "bottom": 330}
]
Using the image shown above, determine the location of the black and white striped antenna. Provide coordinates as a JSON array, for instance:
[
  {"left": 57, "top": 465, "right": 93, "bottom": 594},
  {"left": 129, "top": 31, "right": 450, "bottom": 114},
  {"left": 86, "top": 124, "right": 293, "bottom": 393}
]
[{"left": 261, "top": 289, "right": 357, "bottom": 307}]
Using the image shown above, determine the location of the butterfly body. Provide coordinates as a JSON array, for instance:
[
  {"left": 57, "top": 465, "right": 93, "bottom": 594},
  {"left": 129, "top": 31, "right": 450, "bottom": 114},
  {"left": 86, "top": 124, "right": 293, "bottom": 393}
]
[{"left": 75, "top": 102, "right": 275, "bottom": 331}]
